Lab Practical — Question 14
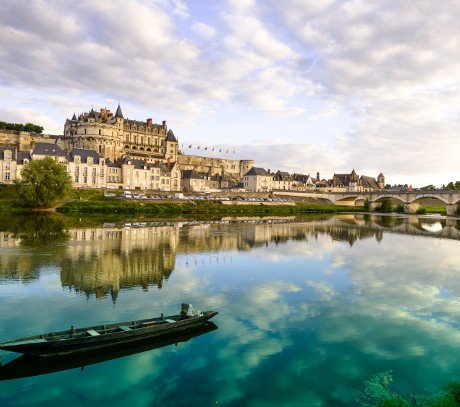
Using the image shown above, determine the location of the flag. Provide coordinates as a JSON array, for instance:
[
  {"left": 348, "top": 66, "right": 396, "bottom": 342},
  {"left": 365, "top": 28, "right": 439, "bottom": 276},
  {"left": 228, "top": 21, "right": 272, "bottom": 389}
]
[
  {"left": 219, "top": 149, "right": 222, "bottom": 152},
  {"left": 188, "top": 145, "right": 192, "bottom": 148},
  {"left": 212, "top": 148, "right": 215, "bottom": 151},
  {"left": 204, "top": 147, "right": 208, "bottom": 150},
  {"left": 197, "top": 146, "right": 200, "bottom": 149},
  {"left": 226, "top": 150, "right": 229, "bottom": 153}
]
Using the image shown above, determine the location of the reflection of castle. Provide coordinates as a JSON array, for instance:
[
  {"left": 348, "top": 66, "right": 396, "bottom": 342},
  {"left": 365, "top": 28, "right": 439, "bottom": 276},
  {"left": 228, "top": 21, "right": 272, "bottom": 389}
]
[
  {"left": 0, "top": 216, "right": 458, "bottom": 298},
  {"left": 60, "top": 226, "right": 178, "bottom": 300}
]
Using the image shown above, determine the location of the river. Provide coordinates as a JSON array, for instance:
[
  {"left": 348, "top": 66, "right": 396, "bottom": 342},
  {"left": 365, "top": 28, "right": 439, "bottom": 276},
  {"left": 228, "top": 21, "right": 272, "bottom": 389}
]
[{"left": 0, "top": 213, "right": 459, "bottom": 406}]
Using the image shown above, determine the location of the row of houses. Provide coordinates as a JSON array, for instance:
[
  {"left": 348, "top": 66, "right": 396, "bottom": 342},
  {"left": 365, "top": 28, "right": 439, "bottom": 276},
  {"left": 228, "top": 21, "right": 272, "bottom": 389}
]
[
  {"left": 1, "top": 142, "right": 385, "bottom": 193},
  {"left": 0, "top": 143, "right": 181, "bottom": 191},
  {"left": 243, "top": 168, "right": 385, "bottom": 192}
]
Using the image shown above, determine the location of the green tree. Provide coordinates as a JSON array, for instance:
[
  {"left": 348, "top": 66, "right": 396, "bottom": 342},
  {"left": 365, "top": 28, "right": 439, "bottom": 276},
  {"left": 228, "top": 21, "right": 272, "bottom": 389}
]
[
  {"left": 15, "top": 157, "right": 71, "bottom": 208},
  {"left": 363, "top": 198, "right": 370, "bottom": 211},
  {"left": 380, "top": 198, "right": 393, "bottom": 213}
]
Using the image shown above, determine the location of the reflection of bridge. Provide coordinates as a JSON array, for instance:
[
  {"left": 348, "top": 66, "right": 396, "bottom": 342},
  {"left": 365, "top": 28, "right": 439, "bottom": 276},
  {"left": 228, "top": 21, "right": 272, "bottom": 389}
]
[{"left": 275, "top": 191, "right": 460, "bottom": 215}]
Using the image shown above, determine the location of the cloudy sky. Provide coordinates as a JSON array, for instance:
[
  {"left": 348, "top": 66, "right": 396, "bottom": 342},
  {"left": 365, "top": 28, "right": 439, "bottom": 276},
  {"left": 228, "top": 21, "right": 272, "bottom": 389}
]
[{"left": 1, "top": 0, "right": 459, "bottom": 186}]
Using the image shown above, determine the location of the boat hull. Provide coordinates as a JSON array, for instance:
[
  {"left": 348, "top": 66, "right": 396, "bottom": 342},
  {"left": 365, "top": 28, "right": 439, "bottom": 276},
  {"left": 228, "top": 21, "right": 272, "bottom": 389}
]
[
  {"left": 0, "top": 322, "right": 218, "bottom": 381},
  {"left": 0, "top": 311, "right": 217, "bottom": 356}
]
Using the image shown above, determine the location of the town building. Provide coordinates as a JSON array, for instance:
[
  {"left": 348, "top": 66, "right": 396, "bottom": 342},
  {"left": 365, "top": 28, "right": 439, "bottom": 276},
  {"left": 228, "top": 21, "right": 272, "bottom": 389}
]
[
  {"left": 243, "top": 167, "right": 273, "bottom": 192},
  {"left": 181, "top": 170, "right": 227, "bottom": 192}
]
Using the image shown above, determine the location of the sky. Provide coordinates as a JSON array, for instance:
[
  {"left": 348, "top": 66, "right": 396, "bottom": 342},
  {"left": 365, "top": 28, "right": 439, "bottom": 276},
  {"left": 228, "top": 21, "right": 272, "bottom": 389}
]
[{"left": 0, "top": 0, "right": 459, "bottom": 187}]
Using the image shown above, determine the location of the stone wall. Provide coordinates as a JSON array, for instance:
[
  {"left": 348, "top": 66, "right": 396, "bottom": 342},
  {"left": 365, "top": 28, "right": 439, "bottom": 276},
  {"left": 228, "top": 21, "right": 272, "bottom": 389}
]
[
  {"left": 177, "top": 154, "right": 254, "bottom": 178},
  {"left": 0, "top": 130, "right": 60, "bottom": 151}
]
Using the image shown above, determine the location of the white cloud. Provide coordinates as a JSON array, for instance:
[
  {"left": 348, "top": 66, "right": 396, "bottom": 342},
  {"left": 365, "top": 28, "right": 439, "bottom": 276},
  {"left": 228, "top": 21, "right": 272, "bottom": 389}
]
[
  {"left": 0, "top": 0, "right": 459, "bottom": 184},
  {"left": 191, "top": 22, "right": 216, "bottom": 40}
]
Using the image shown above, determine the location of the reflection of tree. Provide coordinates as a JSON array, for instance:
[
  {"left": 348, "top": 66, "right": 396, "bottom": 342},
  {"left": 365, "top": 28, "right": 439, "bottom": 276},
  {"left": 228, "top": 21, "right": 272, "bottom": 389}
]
[
  {"left": 0, "top": 215, "right": 69, "bottom": 282},
  {"left": 1, "top": 214, "right": 459, "bottom": 295},
  {"left": 12, "top": 215, "right": 70, "bottom": 247}
]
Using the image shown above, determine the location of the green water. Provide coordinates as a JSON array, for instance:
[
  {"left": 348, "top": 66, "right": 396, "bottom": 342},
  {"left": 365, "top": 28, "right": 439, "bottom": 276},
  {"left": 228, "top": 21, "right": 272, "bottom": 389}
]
[{"left": 1, "top": 214, "right": 460, "bottom": 406}]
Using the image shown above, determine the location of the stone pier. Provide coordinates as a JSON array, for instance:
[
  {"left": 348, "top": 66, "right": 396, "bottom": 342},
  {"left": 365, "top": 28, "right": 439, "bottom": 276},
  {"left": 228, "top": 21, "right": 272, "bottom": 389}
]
[
  {"left": 404, "top": 203, "right": 420, "bottom": 214},
  {"left": 446, "top": 203, "right": 458, "bottom": 216}
]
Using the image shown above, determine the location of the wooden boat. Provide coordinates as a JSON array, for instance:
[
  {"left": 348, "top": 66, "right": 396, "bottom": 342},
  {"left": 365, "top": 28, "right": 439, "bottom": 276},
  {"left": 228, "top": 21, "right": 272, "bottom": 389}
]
[
  {"left": 0, "top": 322, "right": 217, "bottom": 381},
  {"left": 0, "top": 304, "right": 217, "bottom": 356}
]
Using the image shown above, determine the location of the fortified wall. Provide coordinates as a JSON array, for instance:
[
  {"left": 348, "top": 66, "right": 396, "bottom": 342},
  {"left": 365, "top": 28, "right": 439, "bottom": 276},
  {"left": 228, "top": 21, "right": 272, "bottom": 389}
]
[
  {"left": 178, "top": 153, "right": 254, "bottom": 178},
  {"left": 0, "top": 130, "right": 60, "bottom": 151}
]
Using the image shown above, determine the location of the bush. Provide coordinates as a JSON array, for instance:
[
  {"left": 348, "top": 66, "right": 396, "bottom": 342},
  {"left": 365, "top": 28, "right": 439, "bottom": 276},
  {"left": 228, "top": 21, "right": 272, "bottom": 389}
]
[{"left": 379, "top": 198, "right": 393, "bottom": 213}]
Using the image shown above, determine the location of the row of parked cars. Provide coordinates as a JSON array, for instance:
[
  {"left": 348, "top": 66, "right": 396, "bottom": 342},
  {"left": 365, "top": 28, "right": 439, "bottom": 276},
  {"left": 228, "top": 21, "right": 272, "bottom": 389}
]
[{"left": 104, "top": 191, "right": 291, "bottom": 202}]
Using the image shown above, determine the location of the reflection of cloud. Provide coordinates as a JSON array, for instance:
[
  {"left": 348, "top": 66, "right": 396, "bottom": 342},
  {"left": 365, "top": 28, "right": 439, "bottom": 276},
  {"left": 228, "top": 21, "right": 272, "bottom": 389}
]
[{"left": 307, "top": 280, "right": 337, "bottom": 300}]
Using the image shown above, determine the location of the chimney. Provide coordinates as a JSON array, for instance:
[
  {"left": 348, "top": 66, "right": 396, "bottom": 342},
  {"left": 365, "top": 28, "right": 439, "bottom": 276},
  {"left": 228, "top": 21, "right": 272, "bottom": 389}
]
[
  {"left": 162, "top": 120, "right": 167, "bottom": 129},
  {"left": 317, "top": 171, "right": 320, "bottom": 180},
  {"left": 268, "top": 169, "right": 270, "bottom": 174},
  {"left": 147, "top": 118, "right": 152, "bottom": 125}
]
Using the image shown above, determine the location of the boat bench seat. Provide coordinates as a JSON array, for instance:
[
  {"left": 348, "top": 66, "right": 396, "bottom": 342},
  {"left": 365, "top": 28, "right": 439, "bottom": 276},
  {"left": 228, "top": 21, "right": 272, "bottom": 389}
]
[
  {"left": 118, "top": 325, "right": 131, "bottom": 331},
  {"left": 87, "top": 329, "right": 100, "bottom": 336},
  {"left": 165, "top": 319, "right": 176, "bottom": 323}
]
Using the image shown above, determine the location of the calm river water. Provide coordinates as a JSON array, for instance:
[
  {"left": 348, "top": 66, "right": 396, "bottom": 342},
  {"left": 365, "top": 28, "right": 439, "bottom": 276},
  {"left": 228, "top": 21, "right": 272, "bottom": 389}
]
[{"left": 1, "top": 213, "right": 460, "bottom": 406}]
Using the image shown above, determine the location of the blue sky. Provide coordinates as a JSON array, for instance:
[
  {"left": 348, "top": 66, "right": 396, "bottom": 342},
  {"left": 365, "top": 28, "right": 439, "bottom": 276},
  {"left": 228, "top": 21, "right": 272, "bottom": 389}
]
[{"left": 1, "top": 0, "right": 459, "bottom": 186}]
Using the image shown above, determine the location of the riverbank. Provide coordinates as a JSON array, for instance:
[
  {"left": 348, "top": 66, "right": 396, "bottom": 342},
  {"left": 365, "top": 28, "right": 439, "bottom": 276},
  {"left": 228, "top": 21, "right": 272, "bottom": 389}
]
[
  {"left": 0, "top": 185, "right": 448, "bottom": 216},
  {"left": 56, "top": 198, "right": 363, "bottom": 217}
]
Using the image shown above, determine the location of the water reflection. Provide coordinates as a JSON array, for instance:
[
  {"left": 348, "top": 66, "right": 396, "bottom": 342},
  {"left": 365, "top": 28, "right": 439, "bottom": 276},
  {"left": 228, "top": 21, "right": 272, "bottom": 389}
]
[
  {"left": 0, "top": 322, "right": 217, "bottom": 381},
  {"left": 1, "top": 214, "right": 459, "bottom": 297},
  {"left": 1, "top": 214, "right": 460, "bottom": 405}
]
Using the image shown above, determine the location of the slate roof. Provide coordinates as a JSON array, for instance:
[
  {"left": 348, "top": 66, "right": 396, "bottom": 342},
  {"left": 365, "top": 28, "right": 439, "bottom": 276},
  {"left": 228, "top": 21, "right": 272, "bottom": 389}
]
[
  {"left": 360, "top": 175, "right": 379, "bottom": 190},
  {"left": 165, "top": 129, "right": 177, "bottom": 142},
  {"left": 0, "top": 146, "right": 15, "bottom": 160},
  {"left": 244, "top": 167, "right": 271, "bottom": 177},
  {"left": 105, "top": 158, "right": 121, "bottom": 168},
  {"left": 182, "top": 170, "right": 205, "bottom": 180},
  {"left": 274, "top": 171, "right": 292, "bottom": 181},
  {"left": 69, "top": 148, "right": 101, "bottom": 164},
  {"left": 114, "top": 104, "right": 123, "bottom": 118},
  {"left": 33, "top": 142, "right": 67, "bottom": 157},
  {"left": 17, "top": 151, "right": 31, "bottom": 163}
]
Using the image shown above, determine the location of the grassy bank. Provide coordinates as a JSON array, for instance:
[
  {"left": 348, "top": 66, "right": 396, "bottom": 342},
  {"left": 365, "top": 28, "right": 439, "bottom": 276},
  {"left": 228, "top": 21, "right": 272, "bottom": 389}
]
[{"left": 56, "top": 197, "right": 364, "bottom": 217}]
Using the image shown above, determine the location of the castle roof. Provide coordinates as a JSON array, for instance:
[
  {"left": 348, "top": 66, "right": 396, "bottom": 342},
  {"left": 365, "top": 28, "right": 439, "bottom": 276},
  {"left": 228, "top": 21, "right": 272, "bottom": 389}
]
[
  {"left": 115, "top": 104, "right": 123, "bottom": 119},
  {"left": 71, "top": 113, "right": 77, "bottom": 121},
  {"left": 166, "top": 129, "right": 177, "bottom": 142},
  {"left": 33, "top": 142, "right": 66, "bottom": 157}
]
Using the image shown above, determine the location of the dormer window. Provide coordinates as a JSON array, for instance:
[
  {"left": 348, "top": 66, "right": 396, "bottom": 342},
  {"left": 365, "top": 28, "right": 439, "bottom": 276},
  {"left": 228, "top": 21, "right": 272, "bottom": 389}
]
[
  {"left": 23, "top": 158, "right": 29, "bottom": 165},
  {"left": 88, "top": 157, "right": 93, "bottom": 165},
  {"left": 4, "top": 150, "right": 12, "bottom": 160},
  {"left": 74, "top": 155, "right": 81, "bottom": 164}
]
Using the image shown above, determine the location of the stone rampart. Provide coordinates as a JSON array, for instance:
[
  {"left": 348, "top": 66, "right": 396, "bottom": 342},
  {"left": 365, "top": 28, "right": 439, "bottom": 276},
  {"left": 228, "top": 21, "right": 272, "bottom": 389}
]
[
  {"left": 0, "top": 130, "right": 60, "bottom": 151},
  {"left": 177, "top": 154, "right": 253, "bottom": 178}
]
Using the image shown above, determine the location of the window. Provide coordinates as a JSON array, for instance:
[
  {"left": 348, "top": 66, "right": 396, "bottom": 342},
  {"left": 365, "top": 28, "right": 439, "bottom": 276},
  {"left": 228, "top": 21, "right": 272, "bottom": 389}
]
[
  {"left": 4, "top": 162, "right": 10, "bottom": 170},
  {"left": 4, "top": 172, "right": 10, "bottom": 181}
]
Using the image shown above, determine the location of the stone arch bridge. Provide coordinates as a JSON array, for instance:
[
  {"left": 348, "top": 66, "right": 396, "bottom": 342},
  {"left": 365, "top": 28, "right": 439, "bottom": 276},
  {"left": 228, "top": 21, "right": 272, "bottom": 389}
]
[{"left": 275, "top": 191, "right": 460, "bottom": 215}]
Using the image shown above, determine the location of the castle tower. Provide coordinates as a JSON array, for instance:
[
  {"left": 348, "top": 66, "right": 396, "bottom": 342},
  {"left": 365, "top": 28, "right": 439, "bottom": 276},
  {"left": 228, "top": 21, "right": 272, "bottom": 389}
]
[
  {"left": 165, "top": 129, "right": 178, "bottom": 162},
  {"left": 377, "top": 173, "right": 385, "bottom": 189}
]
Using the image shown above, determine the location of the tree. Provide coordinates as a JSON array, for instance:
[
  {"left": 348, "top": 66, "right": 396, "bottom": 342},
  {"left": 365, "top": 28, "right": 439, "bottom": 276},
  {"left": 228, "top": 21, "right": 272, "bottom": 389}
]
[
  {"left": 363, "top": 198, "right": 370, "bottom": 211},
  {"left": 380, "top": 198, "right": 393, "bottom": 213},
  {"left": 15, "top": 157, "right": 72, "bottom": 208}
]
